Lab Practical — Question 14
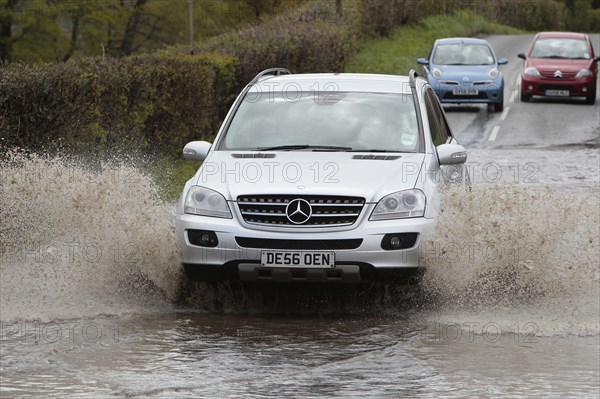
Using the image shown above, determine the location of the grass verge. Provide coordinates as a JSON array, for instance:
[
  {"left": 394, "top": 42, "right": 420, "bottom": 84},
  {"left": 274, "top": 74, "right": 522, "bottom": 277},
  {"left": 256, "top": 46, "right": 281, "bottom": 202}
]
[{"left": 345, "top": 11, "right": 524, "bottom": 75}]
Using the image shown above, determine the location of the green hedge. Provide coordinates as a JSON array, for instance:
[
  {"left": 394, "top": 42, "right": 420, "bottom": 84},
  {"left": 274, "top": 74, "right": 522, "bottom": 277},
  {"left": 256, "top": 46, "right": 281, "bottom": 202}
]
[{"left": 1, "top": 53, "right": 236, "bottom": 157}]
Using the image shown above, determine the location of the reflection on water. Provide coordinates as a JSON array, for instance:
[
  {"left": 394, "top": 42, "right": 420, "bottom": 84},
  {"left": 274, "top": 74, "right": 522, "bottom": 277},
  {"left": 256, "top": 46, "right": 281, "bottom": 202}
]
[{"left": 1, "top": 314, "right": 598, "bottom": 398}]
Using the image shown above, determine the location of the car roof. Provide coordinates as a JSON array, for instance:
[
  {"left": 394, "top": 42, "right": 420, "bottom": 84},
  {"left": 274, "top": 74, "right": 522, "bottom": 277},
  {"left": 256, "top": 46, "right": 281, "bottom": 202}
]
[
  {"left": 435, "top": 37, "right": 490, "bottom": 46},
  {"left": 253, "top": 73, "right": 418, "bottom": 94},
  {"left": 536, "top": 31, "right": 588, "bottom": 40}
]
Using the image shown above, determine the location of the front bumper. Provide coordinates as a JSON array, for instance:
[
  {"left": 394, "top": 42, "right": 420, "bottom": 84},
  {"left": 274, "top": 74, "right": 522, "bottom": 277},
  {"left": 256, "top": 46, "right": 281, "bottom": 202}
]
[
  {"left": 430, "top": 80, "right": 503, "bottom": 104},
  {"left": 521, "top": 74, "right": 596, "bottom": 98},
  {"left": 175, "top": 211, "right": 435, "bottom": 282}
]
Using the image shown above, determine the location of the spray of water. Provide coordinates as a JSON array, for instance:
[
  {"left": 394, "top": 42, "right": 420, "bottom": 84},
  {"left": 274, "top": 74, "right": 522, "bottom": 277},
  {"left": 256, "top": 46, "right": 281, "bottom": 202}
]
[
  {"left": 1, "top": 152, "right": 598, "bottom": 335},
  {"left": 0, "top": 151, "right": 183, "bottom": 321},
  {"left": 420, "top": 185, "right": 600, "bottom": 336}
]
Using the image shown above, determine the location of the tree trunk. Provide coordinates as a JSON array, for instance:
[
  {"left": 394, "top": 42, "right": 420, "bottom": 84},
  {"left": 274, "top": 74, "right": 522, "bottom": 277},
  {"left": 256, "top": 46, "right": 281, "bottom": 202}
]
[
  {"left": 119, "top": 0, "right": 147, "bottom": 56},
  {"left": 0, "top": 0, "right": 19, "bottom": 61}
]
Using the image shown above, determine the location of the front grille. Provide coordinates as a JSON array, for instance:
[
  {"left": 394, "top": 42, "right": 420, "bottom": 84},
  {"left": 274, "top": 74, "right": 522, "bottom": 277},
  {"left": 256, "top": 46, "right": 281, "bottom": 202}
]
[
  {"left": 237, "top": 195, "right": 365, "bottom": 227},
  {"left": 235, "top": 237, "right": 363, "bottom": 250},
  {"left": 540, "top": 70, "right": 576, "bottom": 79}
]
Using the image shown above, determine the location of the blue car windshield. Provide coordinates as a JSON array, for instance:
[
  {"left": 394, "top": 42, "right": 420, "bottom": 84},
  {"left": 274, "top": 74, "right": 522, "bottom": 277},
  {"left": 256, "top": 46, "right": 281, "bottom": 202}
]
[
  {"left": 221, "top": 92, "right": 421, "bottom": 153},
  {"left": 432, "top": 44, "right": 495, "bottom": 65}
]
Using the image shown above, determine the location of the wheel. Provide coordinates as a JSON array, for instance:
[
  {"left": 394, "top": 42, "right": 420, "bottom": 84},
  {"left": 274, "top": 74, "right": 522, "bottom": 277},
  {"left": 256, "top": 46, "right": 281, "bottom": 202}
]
[
  {"left": 520, "top": 91, "right": 531, "bottom": 102},
  {"left": 585, "top": 91, "right": 596, "bottom": 105},
  {"left": 493, "top": 101, "right": 504, "bottom": 112}
]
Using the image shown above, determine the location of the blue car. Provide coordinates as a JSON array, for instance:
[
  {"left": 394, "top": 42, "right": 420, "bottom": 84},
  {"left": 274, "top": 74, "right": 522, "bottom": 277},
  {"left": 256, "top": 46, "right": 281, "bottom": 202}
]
[{"left": 417, "top": 38, "right": 508, "bottom": 112}]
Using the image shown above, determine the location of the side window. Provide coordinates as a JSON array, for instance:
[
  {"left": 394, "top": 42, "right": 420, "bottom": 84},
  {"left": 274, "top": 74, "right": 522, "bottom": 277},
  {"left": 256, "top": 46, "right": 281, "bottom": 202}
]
[
  {"left": 425, "top": 89, "right": 451, "bottom": 145},
  {"left": 425, "top": 91, "right": 442, "bottom": 147}
]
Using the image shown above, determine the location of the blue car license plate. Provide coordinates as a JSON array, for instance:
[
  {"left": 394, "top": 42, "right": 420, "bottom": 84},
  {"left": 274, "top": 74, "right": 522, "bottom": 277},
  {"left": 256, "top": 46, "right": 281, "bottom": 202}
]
[{"left": 452, "top": 89, "right": 479, "bottom": 95}]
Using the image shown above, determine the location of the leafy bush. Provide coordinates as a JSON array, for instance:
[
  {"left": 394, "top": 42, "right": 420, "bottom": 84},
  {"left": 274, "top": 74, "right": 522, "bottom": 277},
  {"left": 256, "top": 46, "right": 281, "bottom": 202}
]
[{"left": 1, "top": 53, "right": 237, "bottom": 157}]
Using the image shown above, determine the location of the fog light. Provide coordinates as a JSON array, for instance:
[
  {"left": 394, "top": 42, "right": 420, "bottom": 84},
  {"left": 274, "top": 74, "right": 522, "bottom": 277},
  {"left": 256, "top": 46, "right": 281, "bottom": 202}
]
[
  {"left": 583, "top": 87, "right": 588, "bottom": 93},
  {"left": 381, "top": 233, "right": 419, "bottom": 250},
  {"left": 188, "top": 230, "right": 218, "bottom": 247}
]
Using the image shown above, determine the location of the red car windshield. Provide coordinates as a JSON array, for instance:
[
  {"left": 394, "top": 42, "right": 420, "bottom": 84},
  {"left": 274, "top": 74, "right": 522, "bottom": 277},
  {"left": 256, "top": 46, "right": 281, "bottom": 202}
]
[{"left": 530, "top": 38, "right": 591, "bottom": 60}]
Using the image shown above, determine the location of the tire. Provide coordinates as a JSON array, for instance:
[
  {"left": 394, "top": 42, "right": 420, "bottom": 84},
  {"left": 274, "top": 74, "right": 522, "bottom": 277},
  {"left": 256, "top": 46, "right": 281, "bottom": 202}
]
[
  {"left": 520, "top": 91, "right": 531, "bottom": 102},
  {"left": 585, "top": 91, "right": 596, "bottom": 105},
  {"left": 493, "top": 101, "right": 504, "bottom": 112}
]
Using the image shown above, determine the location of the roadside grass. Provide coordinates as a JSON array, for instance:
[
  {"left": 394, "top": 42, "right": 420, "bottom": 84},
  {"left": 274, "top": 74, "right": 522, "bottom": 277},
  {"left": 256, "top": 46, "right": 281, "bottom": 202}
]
[
  {"left": 150, "top": 157, "right": 199, "bottom": 202},
  {"left": 345, "top": 10, "right": 524, "bottom": 75}
]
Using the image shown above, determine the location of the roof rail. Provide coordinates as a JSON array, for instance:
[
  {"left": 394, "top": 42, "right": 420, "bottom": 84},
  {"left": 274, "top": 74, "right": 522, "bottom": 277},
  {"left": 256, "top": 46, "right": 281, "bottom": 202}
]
[
  {"left": 409, "top": 69, "right": 420, "bottom": 87},
  {"left": 249, "top": 68, "right": 291, "bottom": 85}
]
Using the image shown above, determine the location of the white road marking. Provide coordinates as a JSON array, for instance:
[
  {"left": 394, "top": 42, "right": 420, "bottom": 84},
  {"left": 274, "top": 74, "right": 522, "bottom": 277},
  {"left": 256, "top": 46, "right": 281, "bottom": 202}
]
[
  {"left": 489, "top": 125, "right": 500, "bottom": 141},
  {"left": 510, "top": 76, "right": 521, "bottom": 103},
  {"left": 510, "top": 86, "right": 518, "bottom": 103},
  {"left": 499, "top": 106, "right": 510, "bottom": 121}
]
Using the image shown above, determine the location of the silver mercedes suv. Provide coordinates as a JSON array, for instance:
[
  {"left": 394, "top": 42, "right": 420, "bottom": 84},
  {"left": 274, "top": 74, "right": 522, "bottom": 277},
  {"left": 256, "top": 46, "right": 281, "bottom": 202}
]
[{"left": 175, "top": 68, "right": 468, "bottom": 283}]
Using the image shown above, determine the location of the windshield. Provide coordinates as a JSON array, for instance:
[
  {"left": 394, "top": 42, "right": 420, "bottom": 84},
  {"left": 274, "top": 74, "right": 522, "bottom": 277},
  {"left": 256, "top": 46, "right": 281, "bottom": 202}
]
[
  {"left": 530, "top": 38, "right": 590, "bottom": 59},
  {"left": 220, "top": 92, "right": 420, "bottom": 153},
  {"left": 432, "top": 44, "right": 495, "bottom": 65}
]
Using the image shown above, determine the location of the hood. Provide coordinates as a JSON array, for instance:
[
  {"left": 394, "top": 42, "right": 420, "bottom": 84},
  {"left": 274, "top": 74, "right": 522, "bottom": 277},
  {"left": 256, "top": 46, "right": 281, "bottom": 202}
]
[
  {"left": 433, "top": 64, "right": 497, "bottom": 81},
  {"left": 526, "top": 58, "right": 593, "bottom": 73},
  {"left": 193, "top": 151, "right": 425, "bottom": 203}
]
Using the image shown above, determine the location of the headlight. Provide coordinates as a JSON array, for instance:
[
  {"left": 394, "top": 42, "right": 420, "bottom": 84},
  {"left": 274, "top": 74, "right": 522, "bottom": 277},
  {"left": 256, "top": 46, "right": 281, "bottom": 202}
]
[
  {"left": 523, "top": 67, "right": 541, "bottom": 77},
  {"left": 431, "top": 68, "right": 442, "bottom": 79},
  {"left": 370, "top": 189, "right": 426, "bottom": 220},
  {"left": 184, "top": 186, "right": 232, "bottom": 218},
  {"left": 488, "top": 68, "right": 499, "bottom": 79},
  {"left": 575, "top": 69, "right": 593, "bottom": 78}
]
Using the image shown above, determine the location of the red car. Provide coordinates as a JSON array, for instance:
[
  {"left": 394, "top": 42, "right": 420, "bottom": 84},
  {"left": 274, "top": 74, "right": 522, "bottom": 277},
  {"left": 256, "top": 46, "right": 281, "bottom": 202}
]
[{"left": 518, "top": 32, "right": 599, "bottom": 104}]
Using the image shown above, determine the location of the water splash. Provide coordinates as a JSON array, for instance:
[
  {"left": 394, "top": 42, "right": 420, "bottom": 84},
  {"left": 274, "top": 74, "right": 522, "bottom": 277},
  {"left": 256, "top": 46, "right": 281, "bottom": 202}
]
[
  {"left": 1, "top": 151, "right": 598, "bottom": 335},
  {"left": 420, "top": 184, "right": 600, "bottom": 336},
  {"left": 0, "top": 151, "right": 182, "bottom": 321}
]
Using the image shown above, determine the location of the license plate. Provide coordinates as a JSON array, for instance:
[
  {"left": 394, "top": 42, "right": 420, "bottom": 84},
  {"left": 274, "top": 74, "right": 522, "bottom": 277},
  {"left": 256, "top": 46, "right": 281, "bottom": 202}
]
[
  {"left": 545, "top": 89, "right": 570, "bottom": 97},
  {"left": 452, "top": 89, "right": 478, "bottom": 95},
  {"left": 261, "top": 251, "right": 335, "bottom": 268}
]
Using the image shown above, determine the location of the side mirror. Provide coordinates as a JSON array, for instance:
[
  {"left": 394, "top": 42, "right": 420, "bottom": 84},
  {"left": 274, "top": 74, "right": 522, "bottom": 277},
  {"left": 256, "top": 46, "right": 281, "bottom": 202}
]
[
  {"left": 417, "top": 58, "right": 429, "bottom": 65},
  {"left": 437, "top": 143, "right": 467, "bottom": 165},
  {"left": 517, "top": 53, "right": 526, "bottom": 60},
  {"left": 498, "top": 58, "right": 508, "bottom": 65},
  {"left": 183, "top": 141, "right": 212, "bottom": 162}
]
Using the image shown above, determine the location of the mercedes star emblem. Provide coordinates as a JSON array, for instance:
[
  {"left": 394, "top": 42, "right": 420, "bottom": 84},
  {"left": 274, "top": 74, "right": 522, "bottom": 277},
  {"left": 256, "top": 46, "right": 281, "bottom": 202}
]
[{"left": 286, "top": 199, "right": 312, "bottom": 224}]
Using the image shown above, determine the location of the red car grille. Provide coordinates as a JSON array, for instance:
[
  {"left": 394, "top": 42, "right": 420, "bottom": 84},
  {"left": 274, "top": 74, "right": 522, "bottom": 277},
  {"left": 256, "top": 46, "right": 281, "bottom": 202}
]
[{"left": 540, "top": 70, "right": 577, "bottom": 79}]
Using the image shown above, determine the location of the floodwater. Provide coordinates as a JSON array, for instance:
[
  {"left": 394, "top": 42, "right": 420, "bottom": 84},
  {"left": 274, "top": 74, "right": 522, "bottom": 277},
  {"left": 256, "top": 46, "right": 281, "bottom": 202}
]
[{"left": 1, "top": 148, "right": 599, "bottom": 398}]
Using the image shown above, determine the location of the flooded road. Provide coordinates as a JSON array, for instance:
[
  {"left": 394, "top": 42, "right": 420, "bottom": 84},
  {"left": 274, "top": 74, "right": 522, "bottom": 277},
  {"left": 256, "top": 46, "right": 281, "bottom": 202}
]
[
  {"left": 1, "top": 34, "right": 600, "bottom": 398},
  {"left": 2, "top": 314, "right": 599, "bottom": 398}
]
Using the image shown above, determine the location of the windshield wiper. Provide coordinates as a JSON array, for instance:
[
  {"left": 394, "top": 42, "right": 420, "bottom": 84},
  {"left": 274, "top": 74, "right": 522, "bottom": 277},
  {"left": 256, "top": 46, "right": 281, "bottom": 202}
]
[
  {"left": 254, "top": 144, "right": 353, "bottom": 151},
  {"left": 346, "top": 149, "right": 395, "bottom": 152}
]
